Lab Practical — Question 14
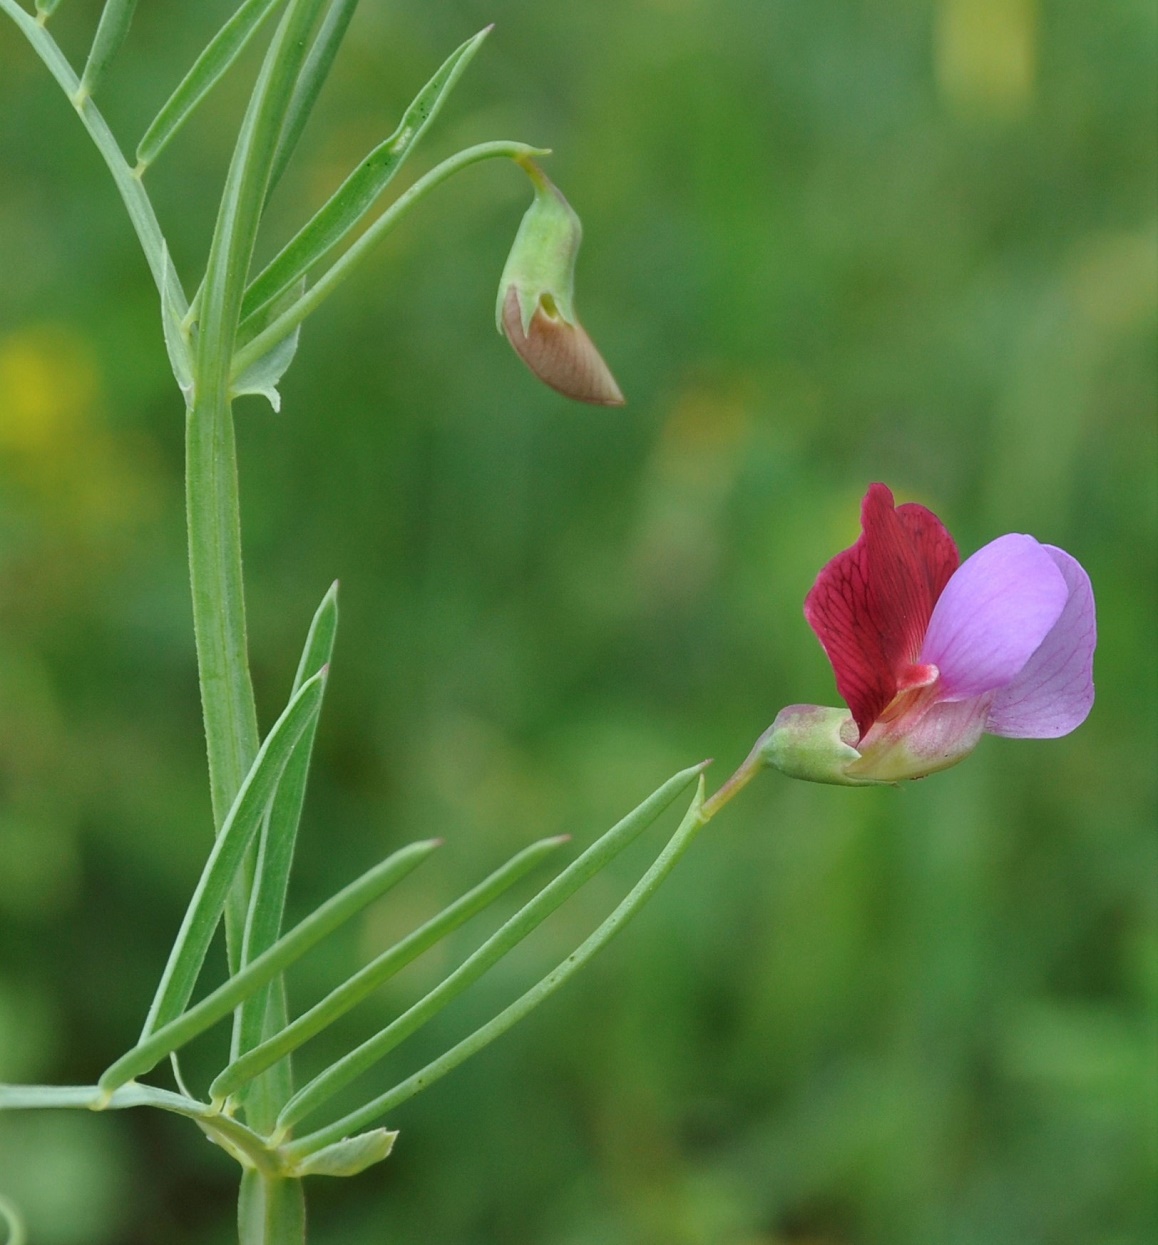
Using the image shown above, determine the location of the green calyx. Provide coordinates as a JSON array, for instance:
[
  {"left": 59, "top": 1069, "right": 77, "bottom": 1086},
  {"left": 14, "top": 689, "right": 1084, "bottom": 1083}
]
[
  {"left": 496, "top": 161, "right": 582, "bottom": 333},
  {"left": 759, "top": 704, "right": 889, "bottom": 787}
]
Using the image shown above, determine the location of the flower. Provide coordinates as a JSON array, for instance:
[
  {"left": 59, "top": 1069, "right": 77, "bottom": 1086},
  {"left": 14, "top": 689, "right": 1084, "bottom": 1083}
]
[
  {"left": 763, "top": 483, "right": 1096, "bottom": 785},
  {"left": 497, "top": 163, "right": 624, "bottom": 406}
]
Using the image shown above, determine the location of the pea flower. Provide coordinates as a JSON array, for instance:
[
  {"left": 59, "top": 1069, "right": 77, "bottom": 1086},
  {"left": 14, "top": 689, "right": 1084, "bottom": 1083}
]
[
  {"left": 497, "top": 162, "right": 624, "bottom": 406},
  {"left": 700, "top": 482, "right": 1096, "bottom": 809},
  {"left": 762, "top": 483, "right": 1097, "bottom": 785}
]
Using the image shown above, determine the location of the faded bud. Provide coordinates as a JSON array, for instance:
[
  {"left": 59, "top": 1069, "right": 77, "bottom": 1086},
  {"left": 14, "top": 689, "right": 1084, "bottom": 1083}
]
[{"left": 497, "top": 164, "right": 624, "bottom": 406}]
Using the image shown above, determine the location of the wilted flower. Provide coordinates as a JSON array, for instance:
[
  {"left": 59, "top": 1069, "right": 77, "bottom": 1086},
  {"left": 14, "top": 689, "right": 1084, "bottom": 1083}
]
[
  {"left": 765, "top": 483, "right": 1097, "bottom": 784},
  {"left": 497, "top": 163, "right": 624, "bottom": 406}
]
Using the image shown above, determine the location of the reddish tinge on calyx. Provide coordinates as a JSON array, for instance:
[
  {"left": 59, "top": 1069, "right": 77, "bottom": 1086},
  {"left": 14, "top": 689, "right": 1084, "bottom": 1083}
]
[{"left": 804, "top": 484, "right": 960, "bottom": 739}]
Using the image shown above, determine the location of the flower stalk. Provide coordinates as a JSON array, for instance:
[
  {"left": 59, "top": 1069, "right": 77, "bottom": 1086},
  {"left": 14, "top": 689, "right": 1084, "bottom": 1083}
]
[{"left": 232, "top": 140, "right": 547, "bottom": 378}]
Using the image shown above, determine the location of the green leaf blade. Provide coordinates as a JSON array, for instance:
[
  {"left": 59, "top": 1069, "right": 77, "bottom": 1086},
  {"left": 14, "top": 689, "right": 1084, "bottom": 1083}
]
[
  {"left": 97, "top": 837, "right": 438, "bottom": 1092},
  {"left": 235, "top": 581, "right": 339, "bottom": 1040},
  {"left": 106, "top": 668, "right": 327, "bottom": 1081},
  {"left": 241, "top": 25, "right": 492, "bottom": 326},
  {"left": 78, "top": 0, "right": 139, "bottom": 102},
  {"left": 286, "top": 777, "right": 709, "bottom": 1160},
  {"left": 195, "top": 0, "right": 330, "bottom": 408},
  {"left": 208, "top": 834, "right": 570, "bottom": 1103},
  {"left": 274, "top": 762, "right": 707, "bottom": 1134},
  {"left": 265, "top": 0, "right": 362, "bottom": 198},
  {"left": 135, "top": 0, "right": 286, "bottom": 171}
]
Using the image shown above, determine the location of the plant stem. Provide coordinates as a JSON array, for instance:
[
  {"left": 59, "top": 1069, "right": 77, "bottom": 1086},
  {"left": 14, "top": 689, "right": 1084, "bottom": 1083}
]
[
  {"left": 0, "top": 1082, "right": 277, "bottom": 1172},
  {"left": 238, "top": 1172, "right": 306, "bottom": 1245},
  {"left": 191, "top": 0, "right": 327, "bottom": 984},
  {"left": 193, "top": 0, "right": 327, "bottom": 832},
  {"left": 186, "top": 386, "right": 260, "bottom": 832},
  {"left": 699, "top": 729, "right": 771, "bottom": 821}
]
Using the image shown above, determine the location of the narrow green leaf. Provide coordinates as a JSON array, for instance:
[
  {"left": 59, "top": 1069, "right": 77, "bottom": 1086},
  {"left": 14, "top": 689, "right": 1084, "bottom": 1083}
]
[
  {"left": 125, "top": 669, "right": 327, "bottom": 1058},
  {"left": 274, "top": 762, "right": 707, "bottom": 1134},
  {"left": 97, "top": 839, "right": 438, "bottom": 1092},
  {"left": 196, "top": 0, "right": 329, "bottom": 410},
  {"left": 236, "top": 976, "right": 291, "bottom": 1134},
  {"left": 243, "top": 26, "right": 491, "bottom": 325},
  {"left": 231, "top": 582, "right": 334, "bottom": 1133},
  {"left": 232, "top": 582, "right": 339, "bottom": 1074},
  {"left": 160, "top": 244, "right": 194, "bottom": 404},
  {"left": 265, "top": 0, "right": 362, "bottom": 198},
  {"left": 135, "top": 0, "right": 286, "bottom": 171},
  {"left": 286, "top": 1127, "right": 396, "bottom": 1177},
  {"left": 286, "top": 778, "right": 709, "bottom": 1160},
  {"left": 77, "top": 0, "right": 139, "bottom": 102},
  {"left": 209, "top": 834, "right": 570, "bottom": 1103},
  {"left": 35, "top": 1, "right": 64, "bottom": 18}
]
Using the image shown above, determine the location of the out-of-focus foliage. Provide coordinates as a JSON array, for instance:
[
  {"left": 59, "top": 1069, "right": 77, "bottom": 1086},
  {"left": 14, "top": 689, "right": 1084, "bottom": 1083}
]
[{"left": 0, "top": 0, "right": 1155, "bottom": 1242}]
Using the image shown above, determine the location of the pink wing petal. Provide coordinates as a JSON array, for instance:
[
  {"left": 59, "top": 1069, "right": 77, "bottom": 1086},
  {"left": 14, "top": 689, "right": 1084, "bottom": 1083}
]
[
  {"left": 985, "top": 545, "right": 1096, "bottom": 738},
  {"left": 805, "top": 484, "right": 959, "bottom": 737},
  {"left": 920, "top": 534, "right": 1068, "bottom": 699}
]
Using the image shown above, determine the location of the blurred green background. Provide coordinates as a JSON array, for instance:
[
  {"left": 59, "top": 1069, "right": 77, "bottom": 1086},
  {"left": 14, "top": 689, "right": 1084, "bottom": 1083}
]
[{"left": 1, "top": 1, "right": 1155, "bottom": 1242}]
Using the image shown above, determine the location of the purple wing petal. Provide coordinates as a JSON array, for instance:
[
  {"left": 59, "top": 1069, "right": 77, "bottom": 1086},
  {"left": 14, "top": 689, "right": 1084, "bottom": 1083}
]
[
  {"left": 985, "top": 545, "right": 1096, "bottom": 738},
  {"left": 920, "top": 534, "right": 1068, "bottom": 699}
]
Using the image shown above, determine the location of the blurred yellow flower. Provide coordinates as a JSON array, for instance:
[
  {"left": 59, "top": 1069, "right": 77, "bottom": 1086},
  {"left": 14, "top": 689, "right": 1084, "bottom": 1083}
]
[
  {"left": 0, "top": 325, "right": 97, "bottom": 453},
  {"left": 936, "top": 0, "right": 1038, "bottom": 119},
  {"left": 0, "top": 325, "right": 161, "bottom": 535}
]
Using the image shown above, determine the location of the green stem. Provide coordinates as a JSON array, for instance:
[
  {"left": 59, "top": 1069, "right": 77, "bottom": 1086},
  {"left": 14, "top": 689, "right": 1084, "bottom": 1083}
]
[
  {"left": 190, "top": 0, "right": 328, "bottom": 986},
  {"left": 185, "top": 387, "right": 259, "bottom": 834},
  {"left": 238, "top": 1171, "right": 305, "bottom": 1245},
  {"left": 0, "top": 1082, "right": 277, "bottom": 1173},
  {"left": 193, "top": 0, "right": 327, "bottom": 835},
  {"left": 232, "top": 141, "right": 545, "bottom": 376},
  {"left": 699, "top": 730, "right": 769, "bottom": 821}
]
